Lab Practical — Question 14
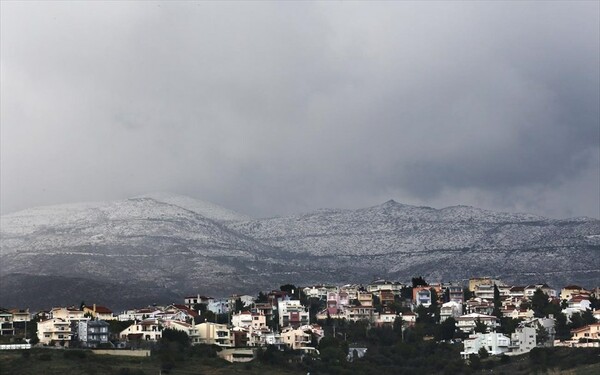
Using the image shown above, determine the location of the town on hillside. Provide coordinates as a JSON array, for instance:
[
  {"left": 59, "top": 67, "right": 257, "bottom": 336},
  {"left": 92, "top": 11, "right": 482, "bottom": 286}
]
[{"left": 1, "top": 277, "right": 599, "bottom": 364}]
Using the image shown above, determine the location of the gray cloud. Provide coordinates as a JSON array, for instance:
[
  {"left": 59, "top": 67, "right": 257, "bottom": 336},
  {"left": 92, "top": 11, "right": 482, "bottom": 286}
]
[{"left": 1, "top": 1, "right": 598, "bottom": 219}]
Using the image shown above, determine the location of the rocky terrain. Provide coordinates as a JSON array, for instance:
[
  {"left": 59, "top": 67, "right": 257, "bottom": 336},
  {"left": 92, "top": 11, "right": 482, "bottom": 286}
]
[{"left": 1, "top": 193, "right": 598, "bottom": 309}]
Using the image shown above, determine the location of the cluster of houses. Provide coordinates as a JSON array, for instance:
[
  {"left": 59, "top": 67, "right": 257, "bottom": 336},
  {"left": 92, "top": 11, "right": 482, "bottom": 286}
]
[
  {"left": 1, "top": 277, "right": 599, "bottom": 361},
  {"left": 456, "top": 279, "right": 600, "bottom": 358}
]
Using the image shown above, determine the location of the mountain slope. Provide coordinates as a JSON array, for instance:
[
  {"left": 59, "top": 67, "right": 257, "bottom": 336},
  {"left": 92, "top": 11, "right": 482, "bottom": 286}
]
[
  {"left": 0, "top": 197, "right": 291, "bottom": 308},
  {"left": 229, "top": 200, "right": 600, "bottom": 285},
  {"left": 1, "top": 196, "right": 599, "bottom": 309}
]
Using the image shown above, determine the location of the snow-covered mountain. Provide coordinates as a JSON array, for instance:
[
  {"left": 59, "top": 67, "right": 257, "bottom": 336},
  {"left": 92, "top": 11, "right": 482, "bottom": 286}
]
[
  {"left": 0, "top": 195, "right": 284, "bottom": 308},
  {"left": 135, "top": 192, "right": 252, "bottom": 223},
  {"left": 1, "top": 195, "right": 598, "bottom": 309}
]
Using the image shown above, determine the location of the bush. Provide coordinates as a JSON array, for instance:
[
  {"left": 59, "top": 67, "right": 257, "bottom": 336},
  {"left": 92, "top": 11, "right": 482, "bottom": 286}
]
[
  {"left": 188, "top": 344, "right": 220, "bottom": 358},
  {"left": 469, "top": 354, "right": 480, "bottom": 370},
  {"left": 116, "top": 369, "right": 146, "bottom": 375},
  {"left": 64, "top": 349, "right": 87, "bottom": 359},
  {"left": 478, "top": 347, "right": 489, "bottom": 359}
]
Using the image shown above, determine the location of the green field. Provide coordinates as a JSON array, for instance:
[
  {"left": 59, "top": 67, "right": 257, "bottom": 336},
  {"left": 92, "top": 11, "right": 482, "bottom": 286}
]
[
  {"left": 1, "top": 347, "right": 599, "bottom": 375},
  {"left": 0, "top": 349, "right": 301, "bottom": 375}
]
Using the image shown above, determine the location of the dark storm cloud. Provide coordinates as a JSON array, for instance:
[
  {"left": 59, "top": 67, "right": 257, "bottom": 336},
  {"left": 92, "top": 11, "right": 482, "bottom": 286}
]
[{"left": 1, "top": 1, "right": 598, "bottom": 219}]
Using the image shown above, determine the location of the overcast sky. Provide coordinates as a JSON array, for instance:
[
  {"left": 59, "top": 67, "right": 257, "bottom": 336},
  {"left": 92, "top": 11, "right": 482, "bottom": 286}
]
[{"left": 1, "top": 1, "right": 599, "bottom": 219}]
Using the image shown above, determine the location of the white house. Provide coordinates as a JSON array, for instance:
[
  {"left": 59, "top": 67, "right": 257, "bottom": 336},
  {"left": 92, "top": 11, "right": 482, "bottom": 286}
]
[
  {"left": 50, "top": 307, "right": 88, "bottom": 323},
  {"left": 117, "top": 307, "right": 161, "bottom": 321},
  {"left": 456, "top": 313, "right": 499, "bottom": 334},
  {"left": 263, "top": 331, "right": 285, "bottom": 349},
  {"left": 192, "top": 322, "right": 232, "bottom": 347},
  {"left": 120, "top": 319, "right": 163, "bottom": 341},
  {"left": 0, "top": 309, "right": 14, "bottom": 336},
  {"left": 303, "top": 286, "right": 330, "bottom": 300},
  {"left": 440, "top": 301, "right": 463, "bottom": 322},
  {"left": 401, "top": 312, "right": 417, "bottom": 327},
  {"left": 281, "top": 326, "right": 312, "bottom": 350},
  {"left": 10, "top": 309, "right": 31, "bottom": 323},
  {"left": 37, "top": 318, "right": 72, "bottom": 346},
  {"left": 461, "top": 332, "right": 511, "bottom": 358},
  {"left": 340, "top": 284, "right": 361, "bottom": 301},
  {"left": 207, "top": 299, "right": 229, "bottom": 315},
  {"left": 474, "top": 284, "right": 495, "bottom": 300},
  {"left": 277, "top": 300, "right": 309, "bottom": 328},
  {"left": 343, "top": 306, "right": 375, "bottom": 323},
  {"left": 375, "top": 311, "right": 399, "bottom": 327},
  {"left": 366, "top": 280, "right": 403, "bottom": 295},
  {"left": 510, "top": 326, "right": 536, "bottom": 354},
  {"left": 162, "top": 320, "right": 194, "bottom": 335},
  {"left": 567, "top": 296, "right": 591, "bottom": 311},
  {"left": 232, "top": 311, "right": 267, "bottom": 331},
  {"left": 524, "top": 284, "right": 557, "bottom": 298}
]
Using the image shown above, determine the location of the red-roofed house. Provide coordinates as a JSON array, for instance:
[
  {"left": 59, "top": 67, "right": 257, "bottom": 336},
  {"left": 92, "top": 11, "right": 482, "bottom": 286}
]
[
  {"left": 83, "top": 304, "right": 115, "bottom": 320},
  {"left": 571, "top": 323, "right": 600, "bottom": 341}
]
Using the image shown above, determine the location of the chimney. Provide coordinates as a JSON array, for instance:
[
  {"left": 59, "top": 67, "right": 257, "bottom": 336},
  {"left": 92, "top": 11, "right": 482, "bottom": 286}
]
[{"left": 93, "top": 304, "right": 96, "bottom": 313}]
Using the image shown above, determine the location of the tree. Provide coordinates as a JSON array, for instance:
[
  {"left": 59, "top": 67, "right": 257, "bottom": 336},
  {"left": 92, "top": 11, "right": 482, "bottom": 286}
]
[
  {"left": 474, "top": 318, "right": 488, "bottom": 333},
  {"left": 536, "top": 322, "right": 549, "bottom": 346},
  {"left": 531, "top": 289, "right": 550, "bottom": 318},
  {"left": 469, "top": 354, "right": 481, "bottom": 370},
  {"left": 160, "top": 328, "right": 190, "bottom": 349},
  {"left": 280, "top": 284, "right": 299, "bottom": 299},
  {"left": 498, "top": 317, "right": 521, "bottom": 335},
  {"left": 269, "top": 309, "right": 279, "bottom": 331},
  {"left": 492, "top": 284, "right": 503, "bottom": 318},
  {"left": 570, "top": 312, "right": 584, "bottom": 330},
  {"left": 193, "top": 303, "right": 206, "bottom": 313},
  {"left": 256, "top": 291, "right": 268, "bottom": 303},
  {"left": 412, "top": 276, "right": 428, "bottom": 288},
  {"left": 493, "top": 284, "right": 501, "bottom": 306},
  {"left": 463, "top": 288, "right": 474, "bottom": 302},
  {"left": 590, "top": 295, "right": 600, "bottom": 310},
  {"left": 555, "top": 313, "right": 571, "bottom": 340},
  {"left": 429, "top": 288, "right": 440, "bottom": 323},
  {"left": 400, "top": 286, "right": 413, "bottom": 300},
  {"left": 373, "top": 295, "right": 383, "bottom": 313},
  {"left": 582, "top": 309, "right": 597, "bottom": 325},
  {"left": 234, "top": 298, "right": 244, "bottom": 313},
  {"left": 415, "top": 305, "right": 434, "bottom": 326},
  {"left": 478, "top": 347, "right": 489, "bottom": 359},
  {"left": 436, "top": 317, "right": 457, "bottom": 341},
  {"left": 202, "top": 310, "right": 216, "bottom": 323}
]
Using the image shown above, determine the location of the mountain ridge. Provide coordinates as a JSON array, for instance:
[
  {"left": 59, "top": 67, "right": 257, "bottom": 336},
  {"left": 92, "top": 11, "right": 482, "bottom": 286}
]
[{"left": 1, "top": 194, "right": 598, "bottom": 309}]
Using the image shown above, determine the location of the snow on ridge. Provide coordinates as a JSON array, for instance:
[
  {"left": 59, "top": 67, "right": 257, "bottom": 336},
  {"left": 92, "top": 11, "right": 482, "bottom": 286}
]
[{"left": 137, "top": 192, "right": 252, "bottom": 222}]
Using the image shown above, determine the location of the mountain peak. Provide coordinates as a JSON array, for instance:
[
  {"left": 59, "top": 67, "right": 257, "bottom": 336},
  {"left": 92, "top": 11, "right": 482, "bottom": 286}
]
[{"left": 136, "top": 192, "right": 252, "bottom": 222}]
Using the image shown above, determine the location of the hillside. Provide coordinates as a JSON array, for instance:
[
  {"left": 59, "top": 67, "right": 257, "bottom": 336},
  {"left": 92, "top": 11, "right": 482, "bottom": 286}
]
[
  {"left": 1, "top": 194, "right": 599, "bottom": 309},
  {"left": 231, "top": 200, "right": 600, "bottom": 285}
]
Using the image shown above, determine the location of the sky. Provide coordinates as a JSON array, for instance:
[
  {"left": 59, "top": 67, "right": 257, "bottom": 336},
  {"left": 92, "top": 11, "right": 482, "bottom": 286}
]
[{"left": 1, "top": 1, "right": 599, "bottom": 219}]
